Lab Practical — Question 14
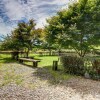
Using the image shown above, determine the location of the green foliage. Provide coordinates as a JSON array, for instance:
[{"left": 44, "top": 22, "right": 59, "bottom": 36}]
[
  {"left": 82, "top": 57, "right": 100, "bottom": 80},
  {"left": 45, "top": 0, "right": 100, "bottom": 57},
  {"left": 33, "top": 28, "right": 43, "bottom": 46},
  {"left": 90, "top": 60, "right": 100, "bottom": 80},
  {"left": 1, "top": 20, "right": 44, "bottom": 57},
  {"left": 60, "top": 56, "right": 84, "bottom": 75},
  {"left": 1, "top": 19, "right": 36, "bottom": 51}
]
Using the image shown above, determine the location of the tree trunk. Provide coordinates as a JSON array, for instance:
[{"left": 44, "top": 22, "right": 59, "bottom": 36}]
[
  {"left": 26, "top": 48, "right": 29, "bottom": 58},
  {"left": 49, "top": 49, "right": 52, "bottom": 56},
  {"left": 11, "top": 51, "right": 19, "bottom": 60},
  {"left": 58, "top": 49, "right": 61, "bottom": 56}
]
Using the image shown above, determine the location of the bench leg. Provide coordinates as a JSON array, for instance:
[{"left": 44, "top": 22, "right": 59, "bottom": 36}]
[
  {"left": 21, "top": 60, "right": 23, "bottom": 63},
  {"left": 19, "top": 60, "right": 23, "bottom": 63},
  {"left": 33, "top": 62, "right": 38, "bottom": 67},
  {"left": 19, "top": 59, "right": 21, "bottom": 63}
]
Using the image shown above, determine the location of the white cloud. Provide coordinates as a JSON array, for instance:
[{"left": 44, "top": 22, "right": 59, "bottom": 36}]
[
  {"left": 24, "top": 0, "right": 71, "bottom": 28},
  {"left": 0, "top": 0, "right": 73, "bottom": 35},
  {"left": 0, "top": 22, "right": 12, "bottom": 36},
  {"left": 3, "top": 0, "right": 25, "bottom": 20},
  {"left": 36, "top": 16, "right": 49, "bottom": 29}
]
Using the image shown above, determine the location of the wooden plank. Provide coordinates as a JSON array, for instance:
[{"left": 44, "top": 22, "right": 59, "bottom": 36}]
[{"left": 19, "top": 58, "right": 40, "bottom": 62}]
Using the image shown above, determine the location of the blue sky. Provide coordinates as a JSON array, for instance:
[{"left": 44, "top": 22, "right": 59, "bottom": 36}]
[{"left": 0, "top": 0, "right": 76, "bottom": 36}]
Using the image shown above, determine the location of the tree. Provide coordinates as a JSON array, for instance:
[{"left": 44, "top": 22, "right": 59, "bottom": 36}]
[
  {"left": 15, "top": 19, "right": 36, "bottom": 57},
  {"left": 45, "top": 0, "right": 100, "bottom": 57},
  {"left": 1, "top": 19, "right": 36, "bottom": 58}
]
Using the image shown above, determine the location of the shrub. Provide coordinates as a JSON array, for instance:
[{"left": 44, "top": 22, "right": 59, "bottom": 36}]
[
  {"left": 60, "top": 56, "right": 84, "bottom": 75},
  {"left": 92, "top": 60, "right": 100, "bottom": 74},
  {"left": 84, "top": 59, "right": 100, "bottom": 80},
  {"left": 91, "top": 60, "right": 100, "bottom": 80}
]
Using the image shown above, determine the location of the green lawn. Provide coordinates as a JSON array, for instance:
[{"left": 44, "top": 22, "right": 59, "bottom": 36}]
[
  {"left": 0, "top": 53, "right": 59, "bottom": 67},
  {"left": 33, "top": 55, "right": 59, "bottom": 67},
  {"left": 29, "top": 54, "right": 74, "bottom": 83},
  {"left": 0, "top": 54, "right": 16, "bottom": 63},
  {"left": 0, "top": 51, "right": 100, "bottom": 86},
  {"left": 0, "top": 53, "right": 74, "bottom": 84}
]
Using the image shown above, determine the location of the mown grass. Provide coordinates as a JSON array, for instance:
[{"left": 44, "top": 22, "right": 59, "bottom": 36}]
[
  {"left": 35, "top": 55, "right": 59, "bottom": 67},
  {"left": 0, "top": 54, "right": 16, "bottom": 63},
  {"left": 29, "top": 54, "right": 74, "bottom": 83},
  {"left": 0, "top": 54, "right": 100, "bottom": 85},
  {"left": 0, "top": 53, "right": 74, "bottom": 85}
]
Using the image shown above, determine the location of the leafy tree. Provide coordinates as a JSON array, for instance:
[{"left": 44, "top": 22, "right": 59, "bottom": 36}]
[
  {"left": 45, "top": 0, "right": 100, "bottom": 57},
  {"left": 1, "top": 19, "right": 36, "bottom": 58}
]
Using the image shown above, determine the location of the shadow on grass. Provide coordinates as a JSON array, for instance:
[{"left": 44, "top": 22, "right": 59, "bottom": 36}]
[
  {"left": 32, "top": 65, "right": 73, "bottom": 85},
  {"left": 0, "top": 57, "right": 17, "bottom": 63},
  {"left": 32, "top": 65, "right": 100, "bottom": 96},
  {"left": 19, "top": 63, "right": 38, "bottom": 69}
]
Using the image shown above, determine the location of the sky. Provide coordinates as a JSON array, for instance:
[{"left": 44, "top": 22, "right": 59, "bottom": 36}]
[{"left": 0, "top": 0, "right": 75, "bottom": 36}]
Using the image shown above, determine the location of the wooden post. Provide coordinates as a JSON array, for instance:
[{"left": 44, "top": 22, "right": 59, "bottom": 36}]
[
  {"left": 33, "top": 62, "right": 38, "bottom": 67},
  {"left": 52, "top": 61, "right": 58, "bottom": 71}
]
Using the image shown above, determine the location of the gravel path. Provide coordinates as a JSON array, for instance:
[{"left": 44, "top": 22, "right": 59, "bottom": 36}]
[{"left": 0, "top": 63, "right": 100, "bottom": 100}]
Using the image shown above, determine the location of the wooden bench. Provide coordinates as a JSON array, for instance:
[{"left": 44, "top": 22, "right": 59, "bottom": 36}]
[{"left": 18, "top": 58, "right": 40, "bottom": 67}]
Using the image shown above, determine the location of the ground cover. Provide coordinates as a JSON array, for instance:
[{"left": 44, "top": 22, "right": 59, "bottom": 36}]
[{"left": 0, "top": 54, "right": 100, "bottom": 100}]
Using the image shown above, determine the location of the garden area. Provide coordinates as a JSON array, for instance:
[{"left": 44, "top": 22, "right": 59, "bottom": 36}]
[{"left": 0, "top": 0, "right": 100, "bottom": 100}]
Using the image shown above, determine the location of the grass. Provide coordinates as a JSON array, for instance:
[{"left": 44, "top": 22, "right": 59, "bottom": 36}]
[
  {"left": 36, "top": 56, "right": 59, "bottom": 67},
  {"left": 0, "top": 65, "right": 23, "bottom": 87},
  {"left": 29, "top": 54, "right": 74, "bottom": 83},
  {"left": 0, "top": 54, "right": 16, "bottom": 63},
  {"left": 47, "top": 67, "right": 73, "bottom": 84},
  {"left": 2, "top": 71, "right": 23, "bottom": 86},
  {"left": 0, "top": 54, "right": 23, "bottom": 87},
  {"left": 0, "top": 54, "right": 100, "bottom": 86},
  {"left": 0, "top": 53, "right": 74, "bottom": 85}
]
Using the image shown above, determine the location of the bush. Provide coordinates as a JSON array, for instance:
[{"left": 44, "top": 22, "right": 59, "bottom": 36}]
[
  {"left": 91, "top": 60, "right": 100, "bottom": 80},
  {"left": 92, "top": 60, "right": 100, "bottom": 74},
  {"left": 60, "top": 56, "right": 84, "bottom": 75},
  {"left": 84, "top": 59, "right": 100, "bottom": 80}
]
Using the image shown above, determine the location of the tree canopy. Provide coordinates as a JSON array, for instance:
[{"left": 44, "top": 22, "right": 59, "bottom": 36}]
[
  {"left": 1, "top": 20, "right": 36, "bottom": 52},
  {"left": 45, "top": 0, "right": 100, "bottom": 57},
  {"left": 1, "top": 19, "right": 43, "bottom": 57}
]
